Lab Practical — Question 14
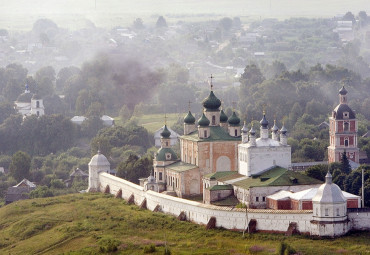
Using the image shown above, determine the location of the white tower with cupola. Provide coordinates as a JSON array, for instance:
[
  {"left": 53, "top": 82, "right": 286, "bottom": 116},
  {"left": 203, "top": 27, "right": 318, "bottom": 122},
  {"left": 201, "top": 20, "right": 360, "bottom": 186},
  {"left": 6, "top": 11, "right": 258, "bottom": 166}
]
[
  {"left": 311, "top": 172, "right": 350, "bottom": 237},
  {"left": 88, "top": 151, "right": 111, "bottom": 192},
  {"left": 328, "top": 86, "right": 359, "bottom": 163}
]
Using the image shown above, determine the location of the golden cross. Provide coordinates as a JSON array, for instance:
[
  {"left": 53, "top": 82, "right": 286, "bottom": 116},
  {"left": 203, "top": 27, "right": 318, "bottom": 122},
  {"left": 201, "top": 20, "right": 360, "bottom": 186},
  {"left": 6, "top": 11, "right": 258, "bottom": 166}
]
[
  {"left": 208, "top": 74, "right": 214, "bottom": 90},
  {"left": 262, "top": 104, "right": 267, "bottom": 115}
]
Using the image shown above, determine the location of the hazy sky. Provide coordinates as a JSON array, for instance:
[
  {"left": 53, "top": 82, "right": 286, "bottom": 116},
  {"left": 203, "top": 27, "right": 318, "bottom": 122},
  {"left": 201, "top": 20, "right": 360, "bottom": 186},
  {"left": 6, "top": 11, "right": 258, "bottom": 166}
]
[{"left": 1, "top": 0, "right": 369, "bottom": 30}]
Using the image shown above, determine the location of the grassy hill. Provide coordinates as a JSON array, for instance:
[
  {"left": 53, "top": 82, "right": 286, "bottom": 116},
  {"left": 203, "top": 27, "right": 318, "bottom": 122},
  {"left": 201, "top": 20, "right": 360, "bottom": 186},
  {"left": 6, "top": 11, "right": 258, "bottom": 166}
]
[{"left": 0, "top": 193, "right": 369, "bottom": 255}]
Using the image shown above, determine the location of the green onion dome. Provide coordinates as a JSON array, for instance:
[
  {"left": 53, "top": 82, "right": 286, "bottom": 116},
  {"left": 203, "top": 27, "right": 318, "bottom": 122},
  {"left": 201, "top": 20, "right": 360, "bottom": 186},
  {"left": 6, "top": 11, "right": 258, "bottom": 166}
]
[
  {"left": 184, "top": 111, "right": 196, "bottom": 124},
  {"left": 160, "top": 125, "right": 171, "bottom": 138},
  {"left": 228, "top": 111, "right": 240, "bottom": 126},
  {"left": 202, "top": 91, "right": 221, "bottom": 110},
  {"left": 198, "top": 113, "right": 210, "bottom": 127},
  {"left": 220, "top": 109, "right": 228, "bottom": 123}
]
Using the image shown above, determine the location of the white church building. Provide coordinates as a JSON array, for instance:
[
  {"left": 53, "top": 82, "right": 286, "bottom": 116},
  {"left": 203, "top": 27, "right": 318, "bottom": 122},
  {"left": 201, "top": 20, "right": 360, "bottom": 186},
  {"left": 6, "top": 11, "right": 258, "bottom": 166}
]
[{"left": 14, "top": 85, "right": 45, "bottom": 117}]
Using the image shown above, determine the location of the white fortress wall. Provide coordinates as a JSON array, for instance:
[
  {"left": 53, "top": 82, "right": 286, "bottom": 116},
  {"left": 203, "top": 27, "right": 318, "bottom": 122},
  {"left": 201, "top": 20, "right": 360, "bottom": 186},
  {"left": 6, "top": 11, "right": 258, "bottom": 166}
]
[
  {"left": 348, "top": 211, "right": 370, "bottom": 231},
  {"left": 98, "top": 173, "right": 314, "bottom": 233}
]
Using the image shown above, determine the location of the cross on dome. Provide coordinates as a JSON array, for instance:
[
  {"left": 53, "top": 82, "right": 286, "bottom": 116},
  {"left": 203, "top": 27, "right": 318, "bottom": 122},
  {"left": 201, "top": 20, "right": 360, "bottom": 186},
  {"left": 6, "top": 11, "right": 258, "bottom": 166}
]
[{"left": 208, "top": 74, "right": 215, "bottom": 90}]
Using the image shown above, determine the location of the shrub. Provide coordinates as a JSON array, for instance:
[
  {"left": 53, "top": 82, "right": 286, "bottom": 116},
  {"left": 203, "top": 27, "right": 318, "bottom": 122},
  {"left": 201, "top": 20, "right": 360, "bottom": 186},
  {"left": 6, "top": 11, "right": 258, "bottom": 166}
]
[
  {"left": 98, "top": 237, "right": 121, "bottom": 253},
  {"left": 235, "top": 202, "right": 246, "bottom": 208},
  {"left": 276, "top": 241, "right": 296, "bottom": 255},
  {"left": 29, "top": 186, "right": 54, "bottom": 198},
  {"left": 143, "top": 244, "right": 156, "bottom": 253}
]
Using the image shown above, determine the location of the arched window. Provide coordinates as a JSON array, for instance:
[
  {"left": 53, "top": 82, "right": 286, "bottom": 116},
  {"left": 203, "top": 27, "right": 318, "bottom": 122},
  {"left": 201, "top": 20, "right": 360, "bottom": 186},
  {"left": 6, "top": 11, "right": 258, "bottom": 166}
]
[{"left": 343, "top": 122, "right": 349, "bottom": 131}]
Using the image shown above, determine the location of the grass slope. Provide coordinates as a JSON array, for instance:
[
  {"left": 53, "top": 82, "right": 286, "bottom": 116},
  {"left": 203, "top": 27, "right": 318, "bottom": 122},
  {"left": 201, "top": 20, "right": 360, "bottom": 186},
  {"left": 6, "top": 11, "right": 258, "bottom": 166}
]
[{"left": 0, "top": 193, "right": 369, "bottom": 255}]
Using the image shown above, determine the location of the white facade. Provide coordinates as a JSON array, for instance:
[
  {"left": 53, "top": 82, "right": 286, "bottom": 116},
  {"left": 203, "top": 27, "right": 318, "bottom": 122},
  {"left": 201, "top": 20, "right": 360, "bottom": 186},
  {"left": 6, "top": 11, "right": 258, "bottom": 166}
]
[
  {"left": 239, "top": 130, "right": 291, "bottom": 177},
  {"left": 30, "top": 98, "right": 45, "bottom": 116}
]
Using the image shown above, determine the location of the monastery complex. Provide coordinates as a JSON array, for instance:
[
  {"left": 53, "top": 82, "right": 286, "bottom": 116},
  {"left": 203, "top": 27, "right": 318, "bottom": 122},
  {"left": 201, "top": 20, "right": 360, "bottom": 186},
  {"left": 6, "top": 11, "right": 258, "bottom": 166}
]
[{"left": 88, "top": 82, "right": 370, "bottom": 237}]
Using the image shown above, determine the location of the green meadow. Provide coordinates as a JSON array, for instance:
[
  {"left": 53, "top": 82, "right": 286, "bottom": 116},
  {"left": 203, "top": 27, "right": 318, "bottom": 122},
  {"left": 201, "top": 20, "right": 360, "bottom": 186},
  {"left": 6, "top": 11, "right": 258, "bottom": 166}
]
[{"left": 0, "top": 193, "right": 368, "bottom": 254}]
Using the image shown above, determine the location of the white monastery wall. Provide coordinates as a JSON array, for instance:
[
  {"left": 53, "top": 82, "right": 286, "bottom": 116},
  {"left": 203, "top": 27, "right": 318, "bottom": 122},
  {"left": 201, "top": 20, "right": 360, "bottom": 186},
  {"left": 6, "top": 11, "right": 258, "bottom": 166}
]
[
  {"left": 348, "top": 211, "right": 370, "bottom": 230},
  {"left": 98, "top": 173, "right": 315, "bottom": 233}
]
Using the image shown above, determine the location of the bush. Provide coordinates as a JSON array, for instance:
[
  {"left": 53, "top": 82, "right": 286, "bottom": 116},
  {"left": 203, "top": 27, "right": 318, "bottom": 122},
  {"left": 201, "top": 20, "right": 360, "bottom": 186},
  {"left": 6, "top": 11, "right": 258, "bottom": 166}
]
[
  {"left": 143, "top": 244, "right": 156, "bottom": 253},
  {"left": 276, "top": 241, "right": 296, "bottom": 255},
  {"left": 98, "top": 237, "right": 121, "bottom": 253},
  {"left": 235, "top": 202, "right": 246, "bottom": 208},
  {"left": 29, "top": 186, "right": 54, "bottom": 198},
  {"left": 50, "top": 179, "right": 65, "bottom": 189}
]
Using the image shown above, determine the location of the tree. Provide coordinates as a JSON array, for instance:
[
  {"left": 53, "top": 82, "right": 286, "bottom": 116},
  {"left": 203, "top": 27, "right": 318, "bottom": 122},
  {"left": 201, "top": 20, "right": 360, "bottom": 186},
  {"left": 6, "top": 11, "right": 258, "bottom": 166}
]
[
  {"left": 240, "top": 64, "right": 265, "bottom": 88},
  {"left": 233, "top": 17, "right": 241, "bottom": 28},
  {"left": 119, "top": 104, "right": 131, "bottom": 122},
  {"left": 305, "top": 165, "right": 326, "bottom": 181},
  {"left": 340, "top": 152, "right": 351, "bottom": 175},
  {"left": 156, "top": 16, "right": 167, "bottom": 28},
  {"left": 343, "top": 12, "right": 356, "bottom": 23},
  {"left": 10, "top": 151, "right": 31, "bottom": 182},
  {"left": 358, "top": 11, "right": 368, "bottom": 26},
  {"left": 0, "top": 102, "right": 16, "bottom": 124},
  {"left": 117, "top": 154, "right": 152, "bottom": 184},
  {"left": 219, "top": 17, "right": 233, "bottom": 31},
  {"left": 29, "top": 186, "right": 54, "bottom": 198},
  {"left": 133, "top": 18, "right": 144, "bottom": 30}
]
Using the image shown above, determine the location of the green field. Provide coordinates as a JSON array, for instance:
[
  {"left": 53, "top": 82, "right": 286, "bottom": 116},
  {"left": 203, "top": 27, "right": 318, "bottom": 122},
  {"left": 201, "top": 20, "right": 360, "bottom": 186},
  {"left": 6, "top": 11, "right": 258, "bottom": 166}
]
[
  {"left": 1, "top": 0, "right": 369, "bottom": 30},
  {"left": 136, "top": 113, "right": 183, "bottom": 133},
  {"left": 0, "top": 193, "right": 369, "bottom": 254},
  {"left": 115, "top": 113, "right": 183, "bottom": 133}
]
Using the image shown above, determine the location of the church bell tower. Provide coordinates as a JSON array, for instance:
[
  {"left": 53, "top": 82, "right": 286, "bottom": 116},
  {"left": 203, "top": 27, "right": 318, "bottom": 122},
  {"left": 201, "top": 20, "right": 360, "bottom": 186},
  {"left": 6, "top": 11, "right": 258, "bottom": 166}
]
[{"left": 328, "top": 86, "right": 359, "bottom": 163}]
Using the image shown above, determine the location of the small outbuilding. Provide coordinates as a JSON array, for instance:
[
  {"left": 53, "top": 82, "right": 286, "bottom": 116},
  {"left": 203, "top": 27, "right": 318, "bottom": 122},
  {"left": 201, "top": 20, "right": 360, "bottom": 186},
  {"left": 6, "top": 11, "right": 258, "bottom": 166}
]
[{"left": 5, "top": 179, "right": 36, "bottom": 204}]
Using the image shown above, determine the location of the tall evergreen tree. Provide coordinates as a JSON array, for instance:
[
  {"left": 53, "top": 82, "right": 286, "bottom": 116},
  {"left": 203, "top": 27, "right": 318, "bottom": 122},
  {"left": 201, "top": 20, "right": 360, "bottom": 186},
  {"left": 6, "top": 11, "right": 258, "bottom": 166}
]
[{"left": 340, "top": 152, "right": 351, "bottom": 175}]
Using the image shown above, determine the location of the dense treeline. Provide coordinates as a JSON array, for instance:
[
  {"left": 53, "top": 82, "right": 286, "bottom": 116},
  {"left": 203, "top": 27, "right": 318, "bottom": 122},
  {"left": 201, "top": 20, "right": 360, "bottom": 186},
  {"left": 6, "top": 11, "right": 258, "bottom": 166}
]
[{"left": 306, "top": 155, "right": 370, "bottom": 206}]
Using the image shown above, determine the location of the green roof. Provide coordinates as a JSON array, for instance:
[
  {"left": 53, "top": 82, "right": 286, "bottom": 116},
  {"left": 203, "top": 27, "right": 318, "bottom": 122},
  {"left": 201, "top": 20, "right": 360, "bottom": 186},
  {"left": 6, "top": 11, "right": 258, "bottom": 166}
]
[
  {"left": 156, "top": 147, "right": 178, "bottom": 161},
  {"left": 198, "top": 113, "right": 210, "bottom": 126},
  {"left": 228, "top": 111, "right": 240, "bottom": 126},
  {"left": 160, "top": 125, "right": 171, "bottom": 138},
  {"left": 166, "top": 161, "right": 198, "bottom": 172},
  {"left": 220, "top": 109, "right": 228, "bottom": 122},
  {"left": 181, "top": 126, "right": 241, "bottom": 142},
  {"left": 202, "top": 91, "right": 221, "bottom": 110},
  {"left": 233, "top": 167, "right": 323, "bottom": 189},
  {"left": 204, "top": 171, "right": 243, "bottom": 181},
  {"left": 209, "top": 184, "right": 233, "bottom": 191},
  {"left": 184, "top": 111, "right": 196, "bottom": 124}
]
